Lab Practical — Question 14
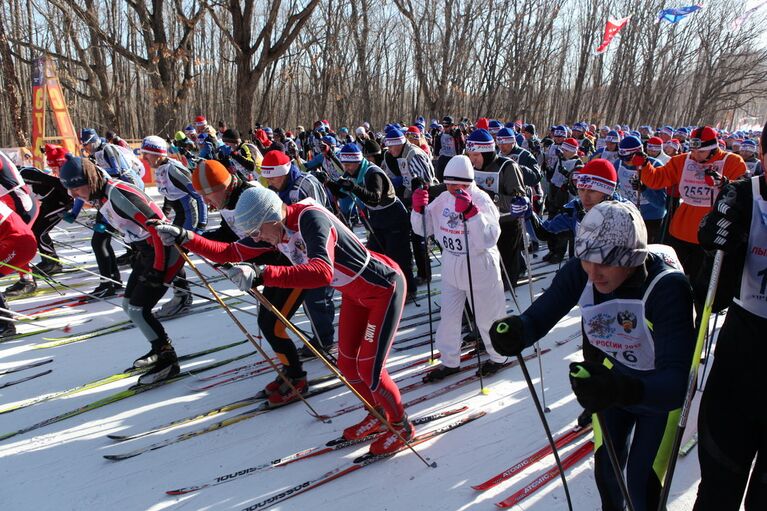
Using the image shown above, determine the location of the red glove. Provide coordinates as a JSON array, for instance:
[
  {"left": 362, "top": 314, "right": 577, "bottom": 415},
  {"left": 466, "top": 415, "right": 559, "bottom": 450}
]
[
  {"left": 453, "top": 189, "right": 478, "bottom": 220},
  {"left": 412, "top": 188, "right": 429, "bottom": 213},
  {"left": 630, "top": 153, "right": 647, "bottom": 168}
]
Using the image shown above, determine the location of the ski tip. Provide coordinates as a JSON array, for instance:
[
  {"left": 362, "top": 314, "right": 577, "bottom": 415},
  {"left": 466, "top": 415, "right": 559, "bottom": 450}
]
[
  {"left": 103, "top": 454, "right": 124, "bottom": 461},
  {"left": 106, "top": 434, "right": 127, "bottom": 441}
]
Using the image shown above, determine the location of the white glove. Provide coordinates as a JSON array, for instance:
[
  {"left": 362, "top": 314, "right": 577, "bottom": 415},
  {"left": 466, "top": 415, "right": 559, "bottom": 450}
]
[
  {"left": 224, "top": 263, "right": 261, "bottom": 291},
  {"left": 152, "top": 222, "right": 193, "bottom": 247}
]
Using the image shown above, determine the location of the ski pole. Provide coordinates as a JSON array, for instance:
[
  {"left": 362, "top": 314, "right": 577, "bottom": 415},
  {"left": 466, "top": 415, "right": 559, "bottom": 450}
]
[
  {"left": 176, "top": 248, "right": 328, "bottom": 423},
  {"left": 199, "top": 254, "right": 436, "bottom": 468},
  {"left": 520, "top": 217, "right": 549, "bottom": 413},
  {"left": 415, "top": 183, "right": 435, "bottom": 362},
  {"left": 657, "top": 249, "right": 725, "bottom": 511},
  {"left": 38, "top": 253, "right": 267, "bottom": 323},
  {"left": 461, "top": 214, "right": 487, "bottom": 395},
  {"left": 0, "top": 260, "right": 124, "bottom": 308},
  {"left": 595, "top": 411, "right": 636, "bottom": 511},
  {"left": 489, "top": 325, "right": 573, "bottom": 511},
  {"left": 697, "top": 310, "right": 720, "bottom": 392}
]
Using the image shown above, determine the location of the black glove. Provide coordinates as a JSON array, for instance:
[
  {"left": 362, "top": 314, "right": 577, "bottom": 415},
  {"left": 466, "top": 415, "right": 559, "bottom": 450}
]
[
  {"left": 698, "top": 184, "right": 748, "bottom": 251},
  {"left": 629, "top": 174, "right": 646, "bottom": 192},
  {"left": 325, "top": 179, "right": 342, "bottom": 195},
  {"left": 568, "top": 361, "right": 643, "bottom": 413},
  {"left": 489, "top": 315, "right": 526, "bottom": 357},
  {"left": 337, "top": 177, "right": 356, "bottom": 192},
  {"left": 314, "top": 169, "right": 329, "bottom": 184},
  {"left": 140, "top": 267, "right": 166, "bottom": 288},
  {"left": 410, "top": 176, "right": 427, "bottom": 192}
]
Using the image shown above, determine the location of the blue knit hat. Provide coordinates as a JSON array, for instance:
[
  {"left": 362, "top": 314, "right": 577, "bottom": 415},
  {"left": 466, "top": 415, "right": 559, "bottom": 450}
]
[
  {"left": 59, "top": 154, "right": 89, "bottom": 189},
  {"left": 339, "top": 143, "right": 363, "bottom": 163},
  {"left": 488, "top": 120, "right": 503, "bottom": 134},
  {"left": 496, "top": 127, "right": 516, "bottom": 145},
  {"left": 80, "top": 128, "right": 99, "bottom": 145},
  {"left": 516, "top": 133, "right": 525, "bottom": 146},
  {"left": 321, "top": 135, "right": 337, "bottom": 147},
  {"left": 385, "top": 128, "right": 406, "bottom": 146},
  {"left": 233, "top": 183, "right": 285, "bottom": 236},
  {"left": 465, "top": 129, "right": 495, "bottom": 153},
  {"left": 740, "top": 139, "right": 757, "bottom": 153},
  {"left": 618, "top": 135, "right": 643, "bottom": 156},
  {"left": 552, "top": 125, "right": 567, "bottom": 137},
  {"left": 605, "top": 130, "right": 622, "bottom": 143}
]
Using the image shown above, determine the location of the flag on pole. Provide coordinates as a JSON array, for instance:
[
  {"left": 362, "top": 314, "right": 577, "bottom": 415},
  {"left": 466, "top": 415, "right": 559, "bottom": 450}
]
[
  {"left": 733, "top": 0, "right": 767, "bottom": 29},
  {"left": 657, "top": 4, "right": 704, "bottom": 24},
  {"left": 595, "top": 16, "right": 632, "bottom": 54}
]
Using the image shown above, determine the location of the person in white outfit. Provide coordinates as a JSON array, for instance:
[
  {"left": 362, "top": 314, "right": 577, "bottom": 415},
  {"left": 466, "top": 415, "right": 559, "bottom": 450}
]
[{"left": 411, "top": 155, "right": 508, "bottom": 380}]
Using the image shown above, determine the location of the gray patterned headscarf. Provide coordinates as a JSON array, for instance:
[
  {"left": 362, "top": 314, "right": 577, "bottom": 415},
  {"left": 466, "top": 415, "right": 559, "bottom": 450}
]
[{"left": 575, "top": 201, "right": 648, "bottom": 267}]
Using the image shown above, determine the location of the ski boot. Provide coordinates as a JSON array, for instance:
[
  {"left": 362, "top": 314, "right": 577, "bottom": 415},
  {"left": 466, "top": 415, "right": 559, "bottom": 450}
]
[
  {"left": 136, "top": 342, "right": 179, "bottom": 385},
  {"left": 422, "top": 364, "right": 460, "bottom": 383},
  {"left": 156, "top": 290, "right": 193, "bottom": 319},
  {"left": 476, "top": 359, "right": 504, "bottom": 377},
  {"left": 368, "top": 413, "right": 415, "bottom": 456},
  {"left": 267, "top": 373, "right": 308, "bottom": 406},
  {"left": 342, "top": 407, "right": 387, "bottom": 441},
  {"left": 4, "top": 278, "right": 36, "bottom": 297}
]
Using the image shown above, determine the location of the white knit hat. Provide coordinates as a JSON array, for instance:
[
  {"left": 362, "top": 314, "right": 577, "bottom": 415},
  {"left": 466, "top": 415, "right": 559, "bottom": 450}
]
[
  {"left": 443, "top": 155, "right": 475, "bottom": 185},
  {"left": 233, "top": 183, "right": 284, "bottom": 235}
]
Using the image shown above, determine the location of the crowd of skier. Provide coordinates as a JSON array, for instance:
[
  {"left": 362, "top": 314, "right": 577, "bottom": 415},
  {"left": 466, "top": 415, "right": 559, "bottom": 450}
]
[{"left": 0, "top": 115, "right": 764, "bottom": 510}]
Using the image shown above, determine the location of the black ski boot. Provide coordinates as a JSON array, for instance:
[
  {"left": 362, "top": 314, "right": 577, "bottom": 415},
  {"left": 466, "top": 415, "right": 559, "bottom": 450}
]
[
  {"left": 422, "top": 364, "right": 460, "bottom": 383},
  {"left": 476, "top": 360, "right": 504, "bottom": 377},
  {"left": 4, "top": 278, "right": 36, "bottom": 297},
  {"left": 136, "top": 342, "right": 179, "bottom": 385},
  {"left": 89, "top": 281, "right": 122, "bottom": 299}
]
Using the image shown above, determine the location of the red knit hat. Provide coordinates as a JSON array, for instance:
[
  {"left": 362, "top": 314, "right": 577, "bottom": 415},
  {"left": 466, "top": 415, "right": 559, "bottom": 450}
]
[
  {"left": 646, "top": 137, "right": 663, "bottom": 152},
  {"left": 475, "top": 118, "right": 489, "bottom": 130},
  {"left": 573, "top": 158, "right": 617, "bottom": 195},
  {"left": 690, "top": 126, "right": 718, "bottom": 150},
  {"left": 45, "top": 143, "right": 68, "bottom": 170},
  {"left": 260, "top": 151, "right": 292, "bottom": 178},
  {"left": 561, "top": 138, "right": 579, "bottom": 154}
]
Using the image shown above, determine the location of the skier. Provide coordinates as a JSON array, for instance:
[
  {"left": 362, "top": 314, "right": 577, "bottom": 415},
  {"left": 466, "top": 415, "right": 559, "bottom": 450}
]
[
  {"left": 693, "top": 124, "right": 767, "bottom": 510},
  {"left": 58, "top": 155, "right": 184, "bottom": 384},
  {"left": 0, "top": 150, "right": 39, "bottom": 296},
  {"left": 544, "top": 137, "right": 584, "bottom": 263},
  {"left": 465, "top": 128, "right": 527, "bottom": 286},
  {"left": 380, "top": 127, "right": 434, "bottom": 290},
  {"left": 0, "top": 200, "right": 37, "bottom": 337},
  {"left": 219, "top": 129, "right": 256, "bottom": 182},
  {"left": 490, "top": 200, "right": 696, "bottom": 511},
  {"left": 645, "top": 136, "right": 670, "bottom": 165},
  {"left": 411, "top": 155, "right": 511, "bottom": 380},
  {"left": 433, "top": 116, "right": 465, "bottom": 181},
  {"left": 739, "top": 139, "right": 764, "bottom": 177},
  {"left": 188, "top": 160, "right": 313, "bottom": 402},
  {"left": 18, "top": 144, "right": 74, "bottom": 275},
  {"left": 154, "top": 184, "right": 415, "bottom": 455},
  {"left": 637, "top": 126, "right": 746, "bottom": 281},
  {"left": 259, "top": 150, "right": 337, "bottom": 358},
  {"left": 140, "top": 136, "right": 207, "bottom": 318},
  {"left": 615, "top": 136, "right": 667, "bottom": 243},
  {"left": 590, "top": 130, "right": 621, "bottom": 165}
]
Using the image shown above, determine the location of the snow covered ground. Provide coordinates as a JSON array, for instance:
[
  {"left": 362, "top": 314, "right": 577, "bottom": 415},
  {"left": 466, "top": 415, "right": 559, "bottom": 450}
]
[{"left": 0, "top": 196, "right": 717, "bottom": 511}]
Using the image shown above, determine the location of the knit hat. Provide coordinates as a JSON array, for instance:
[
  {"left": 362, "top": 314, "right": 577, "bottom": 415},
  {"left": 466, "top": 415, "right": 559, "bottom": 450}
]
[
  {"left": 44, "top": 144, "right": 68, "bottom": 169},
  {"left": 689, "top": 126, "right": 718, "bottom": 151},
  {"left": 222, "top": 129, "right": 241, "bottom": 143},
  {"left": 561, "top": 138, "right": 579, "bottom": 154},
  {"left": 363, "top": 139, "right": 382, "bottom": 156},
  {"left": 140, "top": 136, "right": 168, "bottom": 157},
  {"left": 260, "top": 151, "right": 292, "bottom": 178},
  {"left": 573, "top": 122, "right": 587, "bottom": 132},
  {"left": 406, "top": 125, "right": 422, "bottom": 137},
  {"left": 552, "top": 125, "right": 568, "bottom": 138},
  {"left": 442, "top": 115, "right": 454, "bottom": 126},
  {"left": 355, "top": 126, "right": 367, "bottom": 136},
  {"left": 192, "top": 160, "right": 232, "bottom": 195},
  {"left": 320, "top": 135, "right": 337, "bottom": 148},
  {"left": 646, "top": 136, "right": 663, "bottom": 152},
  {"left": 194, "top": 116, "right": 207, "bottom": 127},
  {"left": 664, "top": 139, "right": 681, "bottom": 151},
  {"left": 79, "top": 128, "right": 99, "bottom": 145},
  {"left": 523, "top": 123, "right": 536, "bottom": 135},
  {"left": 263, "top": 127, "right": 273, "bottom": 136},
  {"left": 233, "top": 183, "right": 285, "bottom": 236},
  {"left": 443, "top": 155, "right": 475, "bottom": 185},
  {"left": 488, "top": 120, "right": 503, "bottom": 134},
  {"left": 660, "top": 125, "right": 674, "bottom": 137},
  {"left": 605, "top": 130, "right": 621, "bottom": 144},
  {"left": 573, "top": 159, "right": 617, "bottom": 196},
  {"left": 618, "top": 136, "right": 643, "bottom": 156},
  {"left": 174, "top": 131, "right": 187, "bottom": 142},
  {"left": 385, "top": 128, "right": 406, "bottom": 146},
  {"left": 496, "top": 127, "right": 517, "bottom": 145},
  {"left": 575, "top": 201, "right": 648, "bottom": 268},
  {"left": 465, "top": 129, "right": 495, "bottom": 153},
  {"left": 740, "top": 139, "right": 757, "bottom": 154},
  {"left": 339, "top": 143, "right": 363, "bottom": 163},
  {"left": 516, "top": 133, "right": 525, "bottom": 146},
  {"left": 59, "top": 155, "right": 89, "bottom": 189},
  {"left": 475, "top": 118, "right": 489, "bottom": 130}
]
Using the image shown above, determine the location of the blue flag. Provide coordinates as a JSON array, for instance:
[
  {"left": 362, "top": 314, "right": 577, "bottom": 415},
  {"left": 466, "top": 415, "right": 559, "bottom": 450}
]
[{"left": 657, "top": 4, "right": 703, "bottom": 23}]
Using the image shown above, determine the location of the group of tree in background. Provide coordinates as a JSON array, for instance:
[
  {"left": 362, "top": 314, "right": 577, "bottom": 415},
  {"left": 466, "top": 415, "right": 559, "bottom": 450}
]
[{"left": 1, "top": 0, "right": 766, "bottom": 147}]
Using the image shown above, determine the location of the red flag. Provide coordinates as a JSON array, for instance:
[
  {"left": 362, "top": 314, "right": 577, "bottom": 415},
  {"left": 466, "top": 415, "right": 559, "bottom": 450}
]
[{"left": 595, "top": 16, "right": 631, "bottom": 54}]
